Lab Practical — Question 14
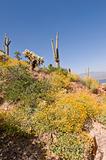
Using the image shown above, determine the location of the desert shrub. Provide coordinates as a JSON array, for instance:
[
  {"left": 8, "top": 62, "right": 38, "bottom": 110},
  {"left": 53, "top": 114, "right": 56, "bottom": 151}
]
[
  {"left": 54, "top": 91, "right": 100, "bottom": 132},
  {"left": 97, "top": 96, "right": 106, "bottom": 126},
  {"left": 50, "top": 132, "right": 93, "bottom": 160},
  {"left": 0, "top": 64, "right": 54, "bottom": 134},
  {"left": 0, "top": 65, "right": 52, "bottom": 104},
  {"left": 0, "top": 110, "right": 25, "bottom": 135},
  {"left": 47, "top": 64, "right": 57, "bottom": 73},
  {"left": 82, "top": 76, "right": 99, "bottom": 92},
  {"left": 68, "top": 72, "right": 80, "bottom": 82},
  {"left": 42, "top": 66, "right": 68, "bottom": 75},
  {"left": 0, "top": 57, "right": 28, "bottom": 68},
  {"left": 49, "top": 70, "right": 79, "bottom": 91},
  {"left": 49, "top": 72, "right": 68, "bottom": 89},
  {"left": 0, "top": 91, "right": 101, "bottom": 136},
  {"left": 56, "top": 91, "right": 100, "bottom": 118},
  {"left": 51, "top": 133, "right": 84, "bottom": 160},
  {"left": 55, "top": 67, "right": 68, "bottom": 75},
  {"left": 28, "top": 91, "right": 101, "bottom": 135},
  {"left": 98, "top": 107, "right": 106, "bottom": 126},
  {"left": 1, "top": 65, "right": 33, "bottom": 101}
]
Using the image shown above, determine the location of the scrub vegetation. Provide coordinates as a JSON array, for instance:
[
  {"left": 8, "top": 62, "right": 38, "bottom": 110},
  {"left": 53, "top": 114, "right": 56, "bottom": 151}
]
[{"left": 0, "top": 57, "right": 106, "bottom": 160}]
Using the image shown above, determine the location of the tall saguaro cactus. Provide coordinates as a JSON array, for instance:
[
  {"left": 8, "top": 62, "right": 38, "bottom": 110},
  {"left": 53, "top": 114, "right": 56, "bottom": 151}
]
[
  {"left": 3, "top": 34, "right": 11, "bottom": 56},
  {"left": 51, "top": 32, "right": 60, "bottom": 68}
]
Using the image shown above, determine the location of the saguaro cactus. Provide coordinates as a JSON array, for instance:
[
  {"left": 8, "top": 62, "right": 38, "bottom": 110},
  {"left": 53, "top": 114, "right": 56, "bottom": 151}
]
[
  {"left": 51, "top": 32, "right": 60, "bottom": 68},
  {"left": 3, "top": 34, "right": 11, "bottom": 55}
]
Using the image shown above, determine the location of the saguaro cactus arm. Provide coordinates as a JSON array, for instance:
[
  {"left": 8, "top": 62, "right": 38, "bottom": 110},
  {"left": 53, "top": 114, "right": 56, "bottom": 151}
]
[
  {"left": 51, "top": 32, "right": 60, "bottom": 68},
  {"left": 55, "top": 32, "right": 60, "bottom": 67},
  {"left": 4, "top": 34, "right": 11, "bottom": 45},
  {"left": 51, "top": 39, "right": 56, "bottom": 60},
  {"left": 56, "top": 32, "right": 59, "bottom": 49}
]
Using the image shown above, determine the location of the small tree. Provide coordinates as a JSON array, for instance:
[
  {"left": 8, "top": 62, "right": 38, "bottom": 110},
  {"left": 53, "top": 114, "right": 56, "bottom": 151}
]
[{"left": 14, "top": 51, "right": 22, "bottom": 61}]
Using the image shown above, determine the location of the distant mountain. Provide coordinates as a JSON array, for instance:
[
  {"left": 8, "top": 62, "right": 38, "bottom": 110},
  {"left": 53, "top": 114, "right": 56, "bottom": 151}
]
[{"left": 80, "top": 72, "right": 106, "bottom": 83}]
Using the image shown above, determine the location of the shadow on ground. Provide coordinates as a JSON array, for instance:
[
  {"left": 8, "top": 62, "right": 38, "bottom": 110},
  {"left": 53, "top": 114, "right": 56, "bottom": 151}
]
[{"left": 0, "top": 129, "right": 47, "bottom": 160}]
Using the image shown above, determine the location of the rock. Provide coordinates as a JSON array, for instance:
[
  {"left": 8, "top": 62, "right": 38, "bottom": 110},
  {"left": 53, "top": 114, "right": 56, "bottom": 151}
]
[{"left": 90, "top": 121, "right": 106, "bottom": 160}]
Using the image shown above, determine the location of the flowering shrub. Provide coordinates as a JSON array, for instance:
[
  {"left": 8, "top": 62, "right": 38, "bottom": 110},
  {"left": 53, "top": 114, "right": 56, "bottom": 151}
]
[
  {"left": 30, "top": 91, "right": 101, "bottom": 135},
  {"left": 0, "top": 57, "right": 28, "bottom": 68},
  {"left": 49, "top": 69, "right": 80, "bottom": 90},
  {"left": 82, "top": 76, "right": 99, "bottom": 92}
]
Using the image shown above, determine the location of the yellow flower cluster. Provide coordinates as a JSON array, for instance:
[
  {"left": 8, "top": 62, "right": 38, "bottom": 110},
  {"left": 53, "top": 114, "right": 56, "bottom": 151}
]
[
  {"left": 0, "top": 58, "right": 28, "bottom": 68},
  {"left": 27, "top": 91, "right": 101, "bottom": 135},
  {"left": 49, "top": 71, "right": 79, "bottom": 90}
]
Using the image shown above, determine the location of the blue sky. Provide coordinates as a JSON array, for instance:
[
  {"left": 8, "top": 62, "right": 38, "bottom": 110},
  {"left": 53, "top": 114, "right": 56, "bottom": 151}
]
[{"left": 0, "top": 0, "right": 106, "bottom": 73}]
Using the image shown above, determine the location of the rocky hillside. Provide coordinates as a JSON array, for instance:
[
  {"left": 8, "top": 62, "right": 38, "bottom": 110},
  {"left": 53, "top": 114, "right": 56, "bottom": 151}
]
[{"left": 0, "top": 59, "right": 106, "bottom": 160}]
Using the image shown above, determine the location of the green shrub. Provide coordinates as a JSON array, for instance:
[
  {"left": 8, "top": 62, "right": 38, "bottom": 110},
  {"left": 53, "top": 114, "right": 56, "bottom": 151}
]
[
  {"left": 1, "top": 65, "right": 52, "bottom": 104},
  {"left": 50, "top": 132, "right": 93, "bottom": 160},
  {"left": 97, "top": 96, "right": 106, "bottom": 126},
  {"left": 82, "top": 76, "right": 99, "bottom": 92},
  {"left": 51, "top": 133, "right": 84, "bottom": 160}
]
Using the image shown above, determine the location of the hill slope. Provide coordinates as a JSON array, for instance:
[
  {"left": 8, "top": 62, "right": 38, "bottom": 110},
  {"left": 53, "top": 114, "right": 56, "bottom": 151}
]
[{"left": 0, "top": 60, "right": 106, "bottom": 160}]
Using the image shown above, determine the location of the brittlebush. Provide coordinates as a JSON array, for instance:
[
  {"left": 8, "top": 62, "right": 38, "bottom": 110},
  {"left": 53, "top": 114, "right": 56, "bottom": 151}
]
[
  {"left": 30, "top": 91, "right": 101, "bottom": 135},
  {"left": 49, "top": 71, "right": 79, "bottom": 90},
  {"left": 0, "top": 58, "right": 28, "bottom": 68}
]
